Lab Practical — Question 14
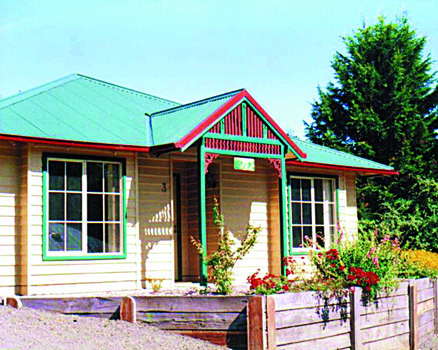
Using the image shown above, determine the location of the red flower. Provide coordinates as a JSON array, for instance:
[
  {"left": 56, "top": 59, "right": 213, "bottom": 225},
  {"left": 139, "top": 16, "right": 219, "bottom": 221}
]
[
  {"left": 366, "top": 286, "right": 371, "bottom": 292},
  {"left": 326, "top": 249, "right": 339, "bottom": 261},
  {"left": 330, "top": 263, "right": 336, "bottom": 268},
  {"left": 348, "top": 274, "right": 355, "bottom": 281},
  {"left": 339, "top": 266, "right": 345, "bottom": 272},
  {"left": 282, "top": 285, "right": 290, "bottom": 292}
]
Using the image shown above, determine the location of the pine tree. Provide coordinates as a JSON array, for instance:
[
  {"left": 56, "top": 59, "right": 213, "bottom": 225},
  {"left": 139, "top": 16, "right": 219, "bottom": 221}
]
[{"left": 306, "top": 17, "right": 438, "bottom": 251}]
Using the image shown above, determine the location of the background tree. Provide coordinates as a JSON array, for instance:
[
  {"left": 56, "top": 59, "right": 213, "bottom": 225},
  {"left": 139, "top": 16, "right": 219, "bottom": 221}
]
[{"left": 305, "top": 16, "right": 438, "bottom": 251}]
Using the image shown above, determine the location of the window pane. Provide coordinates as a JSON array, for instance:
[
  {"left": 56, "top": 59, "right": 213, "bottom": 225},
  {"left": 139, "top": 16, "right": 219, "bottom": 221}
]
[
  {"left": 302, "top": 203, "right": 312, "bottom": 225},
  {"left": 87, "top": 163, "right": 103, "bottom": 192},
  {"left": 301, "top": 179, "right": 311, "bottom": 201},
  {"left": 315, "top": 204, "right": 324, "bottom": 225},
  {"left": 87, "top": 194, "right": 103, "bottom": 221},
  {"left": 49, "top": 193, "right": 64, "bottom": 221},
  {"left": 49, "top": 223, "right": 65, "bottom": 251},
  {"left": 292, "top": 227, "right": 302, "bottom": 248},
  {"left": 329, "top": 204, "right": 335, "bottom": 225},
  {"left": 314, "top": 179, "right": 323, "bottom": 202},
  {"left": 49, "top": 161, "right": 64, "bottom": 190},
  {"left": 67, "top": 162, "right": 82, "bottom": 191},
  {"left": 303, "top": 226, "right": 312, "bottom": 244},
  {"left": 67, "top": 224, "right": 82, "bottom": 251},
  {"left": 87, "top": 224, "right": 103, "bottom": 253},
  {"left": 105, "top": 164, "right": 120, "bottom": 192},
  {"left": 105, "top": 195, "right": 120, "bottom": 221},
  {"left": 291, "top": 179, "right": 300, "bottom": 200},
  {"left": 105, "top": 224, "right": 120, "bottom": 252},
  {"left": 326, "top": 180, "right": 334, "bottom": 202},
  {"left": 292, "top": 203, "right": 301, "bottom": 225},
  {"left": 67, "top": 194, "right": 82, "bottom": 221},
  {"left": 316, "top": 226, "right": 325, "bottom": 247}
]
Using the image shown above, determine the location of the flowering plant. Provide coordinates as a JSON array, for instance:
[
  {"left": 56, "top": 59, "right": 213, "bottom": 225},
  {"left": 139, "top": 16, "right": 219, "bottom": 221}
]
[{"left": 310, "top": 230, "right": 402, "bottom": 302}]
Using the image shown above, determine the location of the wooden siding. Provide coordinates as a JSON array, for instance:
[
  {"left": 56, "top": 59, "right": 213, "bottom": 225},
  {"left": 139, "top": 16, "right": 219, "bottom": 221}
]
[
  {"left": 222, "top": 157, "right": 278, "bottom": 283},
  {"left": 27, "top": 145, "right": 138, "bottom": 295},
  {"left": 137, "top": 153, "right": 174, "bottom": 287},
  {"left": 0, "top": 141, "right": 25, "bottom": 295}
]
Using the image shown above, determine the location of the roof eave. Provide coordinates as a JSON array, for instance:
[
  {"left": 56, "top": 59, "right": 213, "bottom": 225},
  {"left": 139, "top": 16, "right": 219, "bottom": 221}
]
[
  {"left": 0, "top": 134, "right": 150, "bottom": 153},
  {"left": 287, "top": 160, "right": 399, "bottom": 176}
]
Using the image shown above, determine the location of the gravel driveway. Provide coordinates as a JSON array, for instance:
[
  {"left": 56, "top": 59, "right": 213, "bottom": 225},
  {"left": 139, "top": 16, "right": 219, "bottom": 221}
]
[{"left": 0, "top": 306, "right": 226, "bottom": 350}]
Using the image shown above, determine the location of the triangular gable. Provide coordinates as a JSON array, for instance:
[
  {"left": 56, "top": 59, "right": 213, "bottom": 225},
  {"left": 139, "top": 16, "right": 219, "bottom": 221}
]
[{"left": 175, "top": 90, "right": 306, "bottom": 160}]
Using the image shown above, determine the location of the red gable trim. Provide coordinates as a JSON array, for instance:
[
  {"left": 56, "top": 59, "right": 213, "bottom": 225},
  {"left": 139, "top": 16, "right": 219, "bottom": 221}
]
[
  {"left": 174, "top": 90, "right": 307, "bottom": 159},
  {"left": 0, "top": 134, "right": 150, "bottom": 153},
  {"left": 287, "top": 160, "right": 399, "bottom": 175}
]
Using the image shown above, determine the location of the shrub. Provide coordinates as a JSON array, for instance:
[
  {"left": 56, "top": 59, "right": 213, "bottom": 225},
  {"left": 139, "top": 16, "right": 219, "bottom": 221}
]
[
  {"left": 310, "top": 231, "right": 402, "bottom": 302},
  {"left": 192, "top": 198, "right": 261, "bottom": 295},
  {"left": 399, "top": 250, "right": 438, "bottom": 279}
]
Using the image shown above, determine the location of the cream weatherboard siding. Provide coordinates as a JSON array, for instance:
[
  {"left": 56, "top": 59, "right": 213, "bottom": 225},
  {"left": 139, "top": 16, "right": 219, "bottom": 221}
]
[
  {"left": 26, "top": 145, "right": 139, "bottom": 295},
  {"left": 0, "top": 141, "right": 25, "bottom": 295},
  {"left": 221, "top": 157, "right": 281, "bottom": 283}
]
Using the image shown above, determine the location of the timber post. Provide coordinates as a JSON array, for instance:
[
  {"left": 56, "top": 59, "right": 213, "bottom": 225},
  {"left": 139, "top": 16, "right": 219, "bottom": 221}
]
[
  {"left": 350, "top": 287, "right": 362, "bottom": 350},
  {"left": 248, "top": 295, "right": 266, "bottom": 350},
  {"left": 198, "top": 138, "right": 208, "bottom": 285},
  {"left": 434, "top": 279, "right": 438, "bottom": 335},
  {"left": 120, "top": 296, "right": 136, "bottom": 323},
  {"left": 409, "top": 280, "right": 419, "bottom": 350}
]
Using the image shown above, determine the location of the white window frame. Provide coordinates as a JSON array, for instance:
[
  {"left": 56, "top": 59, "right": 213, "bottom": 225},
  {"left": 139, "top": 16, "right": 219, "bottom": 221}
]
[
  {"left": 44, "top": 156, "right": 125, "bottom": 259},
  {"left": 288, "top": 175, "right": 337, "bottom": 253}
]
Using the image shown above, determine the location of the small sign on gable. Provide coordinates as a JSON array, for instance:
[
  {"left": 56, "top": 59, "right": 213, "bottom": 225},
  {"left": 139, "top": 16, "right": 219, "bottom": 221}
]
[{"left": 234, "top": 157, "right": 255, "bottom": 172}]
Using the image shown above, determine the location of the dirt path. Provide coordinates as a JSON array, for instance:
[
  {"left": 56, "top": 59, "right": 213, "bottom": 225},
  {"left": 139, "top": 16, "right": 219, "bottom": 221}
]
[{"left": 0, "top": 306, "right": 226, "bottom": 350}]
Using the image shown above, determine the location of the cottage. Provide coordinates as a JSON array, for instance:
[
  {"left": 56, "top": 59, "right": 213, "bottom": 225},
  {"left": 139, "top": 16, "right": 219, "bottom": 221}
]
[{"left": 0, "top": 74, "right": 397, "bottom": 295}]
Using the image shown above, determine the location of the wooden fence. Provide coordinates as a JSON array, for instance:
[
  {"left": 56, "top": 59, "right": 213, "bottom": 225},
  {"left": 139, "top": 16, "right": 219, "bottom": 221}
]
[
  {"left": 247, "top": 278, "right": 438, "bottom": 349},
  {"left": 4, "top": 278, "right": 438, "bottom": 349}
]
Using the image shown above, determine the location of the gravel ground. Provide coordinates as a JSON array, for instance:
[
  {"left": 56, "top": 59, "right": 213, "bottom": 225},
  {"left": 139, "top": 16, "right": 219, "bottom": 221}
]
[{"left": 0, "top": 306, "right": 225, "bottom": 350}]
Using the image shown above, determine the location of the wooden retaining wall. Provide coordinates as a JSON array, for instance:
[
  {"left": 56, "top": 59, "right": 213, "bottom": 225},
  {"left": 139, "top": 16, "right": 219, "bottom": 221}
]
[
  {"left": 251, "top": 279, "right": 437, "bottom": 349},
  {"left": 125, "top": 295, "right": 250, "bottom": 349},
  {"left": 4, "top": 278, "right": 438, "bottom": 349}
]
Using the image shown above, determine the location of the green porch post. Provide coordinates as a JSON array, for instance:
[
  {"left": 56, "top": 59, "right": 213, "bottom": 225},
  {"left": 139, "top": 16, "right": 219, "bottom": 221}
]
[
  {"left": 198, "top": 139, "right": 208, "bottom": 285},
  {"left": 280, "top": 148, "right": 288, "bottom": 275}
]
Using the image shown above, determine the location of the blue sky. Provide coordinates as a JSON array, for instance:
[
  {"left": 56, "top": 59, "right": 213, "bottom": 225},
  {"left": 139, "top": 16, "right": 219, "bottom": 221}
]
[{"left": 1, "top": 0, "right": 437, "bottom": 138}]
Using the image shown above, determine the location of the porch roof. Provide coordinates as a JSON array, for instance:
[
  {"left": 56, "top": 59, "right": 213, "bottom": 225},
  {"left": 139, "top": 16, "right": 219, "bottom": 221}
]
[{"left": 287, "top": 138, "right": 398, "bottom": 175}]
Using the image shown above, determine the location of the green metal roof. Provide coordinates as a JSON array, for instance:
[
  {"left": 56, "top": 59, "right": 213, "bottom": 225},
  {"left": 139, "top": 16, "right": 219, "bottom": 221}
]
[
  {"left": 150, "top": 89, "right": 243, "bottom": 145},
  {"left": 0, "top": 74, "right": 179, "bottom": 146},
  {"left": 291, "top": 138, "right": 394, "bottom": 170},
  {"left": 0, "top": 74, "right": 395, "bottom": 172}
]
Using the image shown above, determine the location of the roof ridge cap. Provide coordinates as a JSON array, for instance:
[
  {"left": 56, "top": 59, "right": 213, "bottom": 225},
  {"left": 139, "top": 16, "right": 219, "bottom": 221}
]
[
  {"left": 151, "top": 88, "right": 244, "bottom": 117},
  {"left": 0, "top": 74, "right": 78, "bottom": 110},
  {"left": 76, "top": 74, "right": 180, "bottom": 107},
  {"left": 296, "top": 138, "right": 394, "bottom": 169}
]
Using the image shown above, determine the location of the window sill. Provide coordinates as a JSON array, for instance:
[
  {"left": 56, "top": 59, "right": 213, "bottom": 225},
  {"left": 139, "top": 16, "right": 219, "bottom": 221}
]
[{"left": 43, "top": 253, "right": 127, "bottom": 261}]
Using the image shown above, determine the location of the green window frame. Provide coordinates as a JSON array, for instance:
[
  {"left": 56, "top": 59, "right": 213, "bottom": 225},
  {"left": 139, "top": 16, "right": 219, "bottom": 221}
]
[
  {"left": 42, "top": 153, "right": 127, "bottom": 261},
  {"left": 288, "top": 175, "right": 338, "bottom": 254}
]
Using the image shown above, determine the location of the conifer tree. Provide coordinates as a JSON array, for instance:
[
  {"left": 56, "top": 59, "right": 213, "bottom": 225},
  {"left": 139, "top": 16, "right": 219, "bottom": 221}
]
[{"left": 306, "top": 17, "right": 438, "bottom": 251}]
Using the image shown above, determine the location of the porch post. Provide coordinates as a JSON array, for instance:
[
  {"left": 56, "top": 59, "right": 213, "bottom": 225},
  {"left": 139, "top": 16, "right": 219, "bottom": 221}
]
[
  {"left": 280, "top": 148, "right": 288, "bottom": 275},
  {"left": 198, "top": 139, "right": 208, "bottom": 285}
]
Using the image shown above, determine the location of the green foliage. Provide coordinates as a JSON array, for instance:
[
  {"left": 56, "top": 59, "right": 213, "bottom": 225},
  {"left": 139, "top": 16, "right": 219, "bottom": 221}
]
[
  {"left": 191, "top": 198, "right": 260, "bottom": 295},
  {"left": 309, "top": 232, "right": 402, "bottom": 302},
  {"left": 305, "top": 16, "right": 438, "bottom": 251}
]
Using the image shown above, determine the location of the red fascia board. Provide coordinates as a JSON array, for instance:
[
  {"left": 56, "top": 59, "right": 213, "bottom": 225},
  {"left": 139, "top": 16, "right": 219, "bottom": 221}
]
[
  {"left": 175, "top": 90, "right": 246, "bottom": 149},
  {"left": 0, "top": 134, "right": 150, "bottom": 152},
  {"left": 174, "top": 90, "right": 307, "bottom": 159},
  {"left": 287, "top": 160, "right": 399, "bottom": 175}
]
